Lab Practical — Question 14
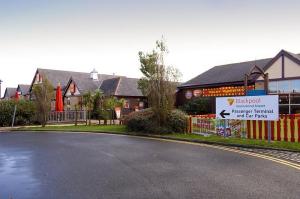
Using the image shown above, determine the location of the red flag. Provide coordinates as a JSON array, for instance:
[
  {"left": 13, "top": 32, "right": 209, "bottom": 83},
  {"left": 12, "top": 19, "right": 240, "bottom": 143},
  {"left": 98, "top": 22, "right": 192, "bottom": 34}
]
[
  {"left": 15, "top": 91, "right": 20, "bottom": 101},
  {"left": 55, "top": 83, "right": 64, "bottom": 112}
]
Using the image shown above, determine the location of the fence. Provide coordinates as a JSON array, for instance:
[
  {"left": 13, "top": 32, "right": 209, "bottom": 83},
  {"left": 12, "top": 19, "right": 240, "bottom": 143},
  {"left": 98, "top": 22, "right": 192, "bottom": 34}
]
[
  {"left": 247, "top": 118, "right": 300, "bottom": 142},
  {"left": 48, "top": 111, "right": 86, "bottom": 123},
  {"left": 190, "top": 114, "right": 300, "bottom": 143}
]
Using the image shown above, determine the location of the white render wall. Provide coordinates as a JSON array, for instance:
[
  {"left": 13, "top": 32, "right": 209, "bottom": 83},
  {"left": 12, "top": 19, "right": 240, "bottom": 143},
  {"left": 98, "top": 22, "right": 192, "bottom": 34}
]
[{"left": 284, "top": 56, "right": 300, "bottom": 78}]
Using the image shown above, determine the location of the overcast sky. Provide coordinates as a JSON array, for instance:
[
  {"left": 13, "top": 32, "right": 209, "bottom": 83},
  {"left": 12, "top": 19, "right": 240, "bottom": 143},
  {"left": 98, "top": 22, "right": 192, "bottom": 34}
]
[{"left": 1, "top": 0, "right": 300, "bottom": 96}]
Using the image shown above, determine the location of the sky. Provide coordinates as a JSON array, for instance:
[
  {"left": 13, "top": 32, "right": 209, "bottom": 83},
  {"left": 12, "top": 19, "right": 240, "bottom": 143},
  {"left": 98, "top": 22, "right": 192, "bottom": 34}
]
[{"left": 1, "top": 0, "right": 300, "bottom": 97}]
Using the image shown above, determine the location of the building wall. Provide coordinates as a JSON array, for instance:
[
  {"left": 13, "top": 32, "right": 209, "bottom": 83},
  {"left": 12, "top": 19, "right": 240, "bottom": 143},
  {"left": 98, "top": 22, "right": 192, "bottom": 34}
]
[
  {"left": 257, "top": 55, "right": 300, "bottom": 80},
  {"left": 64, "top": 95, "right": 147, "bottom": 115},
  {"left": 284, "top": 56, "right": 300, "bottom": 78},
  {"left": 64, "top": 96, "right": 83, "bottom": 110},
  {"left": 257, "top": 56, "right": 282, "bottom": 80},
  {"left": 176, "top": 85, "right": 251, "bottom": 112}
]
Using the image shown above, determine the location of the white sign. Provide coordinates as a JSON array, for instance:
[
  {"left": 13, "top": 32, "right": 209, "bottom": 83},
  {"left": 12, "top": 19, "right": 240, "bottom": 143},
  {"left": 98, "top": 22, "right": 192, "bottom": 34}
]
[
  {"left": 115, "top": 107, "right": 121, "bottom": 119},
  {"left": 216, "top": 95, "right": 279, "bottom": 121}
]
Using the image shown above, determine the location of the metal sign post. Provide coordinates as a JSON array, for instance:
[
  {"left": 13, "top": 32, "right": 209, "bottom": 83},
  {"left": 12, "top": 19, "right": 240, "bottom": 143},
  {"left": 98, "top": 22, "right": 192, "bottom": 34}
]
[
  {"left": 11, "top": 104, "right": 17, "bottom": 127},
  {"left": 267, "top": 120, "right": 271, "bottom": 143}
]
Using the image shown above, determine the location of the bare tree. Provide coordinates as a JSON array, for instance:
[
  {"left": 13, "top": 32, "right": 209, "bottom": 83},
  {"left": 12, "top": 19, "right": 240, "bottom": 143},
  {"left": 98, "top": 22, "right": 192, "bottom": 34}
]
[
  {"left": 32, "top": 78, "right": 54, "bottom": 127},
  {"left": 83, "top": 91, "right": 94, "bottom": 125},
  {"left": 138, "top": 39, "right": 181, "bottom": 127}
]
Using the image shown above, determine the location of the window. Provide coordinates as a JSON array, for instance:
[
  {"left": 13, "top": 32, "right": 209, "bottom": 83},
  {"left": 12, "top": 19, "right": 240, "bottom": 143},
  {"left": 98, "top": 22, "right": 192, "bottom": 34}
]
[
  {"left": 291, "top": 105, "right": 300, "bottom": 114},
  {"left": 268, "top": 81, "right": 277, "bottom": 93},
  {"left": 279, "top": 105, "right": 289, "bottom": 114},
  {"left": 268, "top": 79, "right": 300, "bottom": 93},
  {"left": 290, "top": 94, "right": 300, "bottom": 104},
  {"left": 139, "top": 101, "right": 144, "bottom": 108},
  {"left": 70, "top": 83, "right": 75, "bottom": 94},
  {"left": 278, "top": 94, "right": 300, "bottom": 114},
  {"left": 279, "top": 94, "right": 289, "bottom": 104},
  {"left": 124, "top": 100, "right": 130, "bottom": 109},
  {"left": 67, "top": 98, "right": 71, "bottom": 105},
  {"left": 266, "top": 79, "right": 300, "bottom": 114},
  {"left": 291, "top": 80, "right": 300, "bottom": 93},
  {"left": 278, "top": 80, "right": 291, "bottom": 93}
]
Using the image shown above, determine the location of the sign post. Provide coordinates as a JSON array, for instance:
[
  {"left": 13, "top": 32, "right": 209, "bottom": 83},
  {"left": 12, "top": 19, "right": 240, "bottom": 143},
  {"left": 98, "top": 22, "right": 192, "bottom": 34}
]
[{"left": 267, "top": 121, "right": 271, "bottom": 143}]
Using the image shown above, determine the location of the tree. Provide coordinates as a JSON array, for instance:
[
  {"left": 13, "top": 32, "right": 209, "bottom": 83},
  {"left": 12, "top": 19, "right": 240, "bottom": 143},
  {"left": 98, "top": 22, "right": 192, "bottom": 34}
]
[
  {"left": 103, "top": 97, "right": 125, "bottom": 125},
  {"left": 92, "top": 89, "right": 104, "bottom": 125},
  {"left": 32, "top": 78, "right": 54, "bottom": 127},
  {"left": 83, "top": 91, "right": 94, "bottom": 125},
  {"left": 138, "top": 39, "right": 181, "bottom": 127}
]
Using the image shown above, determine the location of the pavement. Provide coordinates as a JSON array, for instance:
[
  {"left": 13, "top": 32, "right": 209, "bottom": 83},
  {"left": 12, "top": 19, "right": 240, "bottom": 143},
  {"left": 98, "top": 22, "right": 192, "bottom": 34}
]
[
  {"left": 231, "top": 146, "right": 300, "bottom": 164},
  {"left": 0, "top": 132, "right": 300, "bottom": 199}
]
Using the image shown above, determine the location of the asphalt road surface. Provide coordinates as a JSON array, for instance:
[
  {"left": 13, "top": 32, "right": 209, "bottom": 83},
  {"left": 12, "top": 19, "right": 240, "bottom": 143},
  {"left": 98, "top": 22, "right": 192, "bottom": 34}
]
[{"left": 0, "top": 132, "right": 299, "bottom": 199}]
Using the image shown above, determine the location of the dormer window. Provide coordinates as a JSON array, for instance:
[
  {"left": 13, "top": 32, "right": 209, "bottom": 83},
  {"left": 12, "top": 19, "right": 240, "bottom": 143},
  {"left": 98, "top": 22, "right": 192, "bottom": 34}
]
[
  {"left": 90, "top": 68, "right": 98, "bottom": 81},
  {"left": 35, "top": 73, "right": 43, "bottom": 84},
  {"left": 70, "top": 82, "right": 76, "bottom": 95}
]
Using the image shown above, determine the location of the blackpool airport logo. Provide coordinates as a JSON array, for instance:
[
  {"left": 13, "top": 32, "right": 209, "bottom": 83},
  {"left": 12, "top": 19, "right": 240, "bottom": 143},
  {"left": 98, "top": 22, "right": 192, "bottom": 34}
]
[{"left": 227, "top": 98, "right": 235, "bottom": 106}]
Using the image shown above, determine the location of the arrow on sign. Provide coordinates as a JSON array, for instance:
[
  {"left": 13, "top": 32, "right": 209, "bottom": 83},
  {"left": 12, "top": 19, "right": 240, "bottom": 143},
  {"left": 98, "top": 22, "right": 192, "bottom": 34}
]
[{"left": 220, "top": 110, "right": 230, "bottom": 118}]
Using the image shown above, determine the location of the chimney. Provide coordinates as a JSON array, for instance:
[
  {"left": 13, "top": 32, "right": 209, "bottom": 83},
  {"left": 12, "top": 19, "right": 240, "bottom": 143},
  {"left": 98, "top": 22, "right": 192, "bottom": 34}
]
[{"left": 90, "top": 68, "right": 98, "bottom": 80}]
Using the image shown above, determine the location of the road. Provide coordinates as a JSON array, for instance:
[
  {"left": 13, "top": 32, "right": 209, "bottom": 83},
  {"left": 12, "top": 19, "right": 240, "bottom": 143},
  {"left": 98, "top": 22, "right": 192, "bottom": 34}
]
[{"left": 0, "top": 132, "right": 299, "bottom": 199}]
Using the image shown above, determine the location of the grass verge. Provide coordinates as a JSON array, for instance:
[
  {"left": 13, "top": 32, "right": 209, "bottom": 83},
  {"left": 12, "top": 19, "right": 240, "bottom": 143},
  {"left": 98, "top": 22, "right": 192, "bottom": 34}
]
[{"left": 16, "top": 125, "right": 300, "bottom": 152}]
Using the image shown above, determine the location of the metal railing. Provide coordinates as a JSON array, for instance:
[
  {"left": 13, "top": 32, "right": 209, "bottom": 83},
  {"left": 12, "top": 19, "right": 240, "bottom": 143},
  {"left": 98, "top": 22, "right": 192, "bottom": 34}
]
[{"left": 48, "top": 111, "right": 86, "bottom": 123}]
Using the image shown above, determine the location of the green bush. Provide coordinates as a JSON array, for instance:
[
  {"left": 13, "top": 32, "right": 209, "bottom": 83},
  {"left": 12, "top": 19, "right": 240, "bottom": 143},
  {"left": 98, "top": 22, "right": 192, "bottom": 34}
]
[
  {"left": 124, "top": 108, "right": 155, "bottom": 132},
  {"left": 167, "top": 109, "right": 188, "bottom": 133},
  {"left": 0, "top": 100, "right": 37, "bottom": 126},
  {"left": 124, "top": 108, "right": 187, "bottom": 134}
]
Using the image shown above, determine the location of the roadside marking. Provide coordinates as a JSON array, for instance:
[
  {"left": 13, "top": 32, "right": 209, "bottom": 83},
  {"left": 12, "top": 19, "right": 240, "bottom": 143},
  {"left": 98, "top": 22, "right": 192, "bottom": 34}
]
[
  {"left": 98, "top": 133, "right": 300, "bottom": 170},
  {"left": 141, "top": 136, "right": 300, "bottom": 170}
]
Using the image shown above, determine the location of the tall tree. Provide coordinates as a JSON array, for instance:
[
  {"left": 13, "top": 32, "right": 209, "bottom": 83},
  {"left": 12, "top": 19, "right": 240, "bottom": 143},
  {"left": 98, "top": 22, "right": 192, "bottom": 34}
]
[
  {"left": 32, "top": 78, "right": 54, "bottom": 127},
  {"left": 83, "top": 91, "right": 94, "bottom": 125},
  {"left": 103, "top": 97, "right": 125, "bottom": 125},
  {"left": 92, "top": 89, "right": 104, "bottom": 125},
  {"left": 138, "top": 39, "right": 181, "bottom": 127}
]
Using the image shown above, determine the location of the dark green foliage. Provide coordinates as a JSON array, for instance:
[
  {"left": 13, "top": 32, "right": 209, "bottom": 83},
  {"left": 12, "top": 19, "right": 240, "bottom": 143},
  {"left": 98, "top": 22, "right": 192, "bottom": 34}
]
[
  {"left": 167, "top": 109, "right": 188, "bottom": 133},
  {"left": 0, "top": 100, "right": 37, "bottom": 126},
  {"left": 125, "top": 108, "right": 187, "bottom": 133},
  {"left": 124, "top": 108, "right": 155, "bottom": 132},
  {"left": 180, "top": 97, "right": 211, "bottom": 115}
]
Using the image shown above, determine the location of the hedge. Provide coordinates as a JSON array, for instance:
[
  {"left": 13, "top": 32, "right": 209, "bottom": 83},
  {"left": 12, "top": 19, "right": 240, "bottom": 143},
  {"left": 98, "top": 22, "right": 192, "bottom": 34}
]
[
  {"left": 0, "top": 100, "right": 37, "bottom": 126},
  {"left": 124, "top": 108, "right": 188, "bottom": 134}
]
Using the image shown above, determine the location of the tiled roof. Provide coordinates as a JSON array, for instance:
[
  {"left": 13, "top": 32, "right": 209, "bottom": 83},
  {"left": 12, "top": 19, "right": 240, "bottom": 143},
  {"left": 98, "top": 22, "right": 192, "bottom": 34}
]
[
  {"left": 180, "top": 58, "right": 271, "bottom": 88},
  {"left": 115, "top": 77, "right": 143, "bottom": 97},
  {"left": 36, "top": 68, "right": 144, "bottom": 97},
  {"left": 99, "top": 77, "right": 143, "bottom": 97},
  {"left": 37, "top": 68, "right": 92, "bottom": 91},
  {"left": 179, "top": 50, "right": 300, "bottom": 88},
  {"left": 17, "top": 84, "right": 31, "bottom": 95},
  {"left": 3, "top": 87, "right": 16, "bottom": 98},
  {"left": 100, "top": 77, "right": 120, "bottom": 96}
]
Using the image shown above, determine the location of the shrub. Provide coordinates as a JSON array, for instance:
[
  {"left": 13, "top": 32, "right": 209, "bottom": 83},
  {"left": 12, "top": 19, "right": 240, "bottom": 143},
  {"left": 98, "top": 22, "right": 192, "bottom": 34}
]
[
  {"left": 167, "top": 109, "right": 188, "bottom": 133},
  {"left": 0, "top": 100, "right": 37, "bottom": 127},
  {"left": 124, "top": 108, "right": 187, "bottom": 134},
  {"left": 124, "top": 108, "right": 155, "bottom": 132}
]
